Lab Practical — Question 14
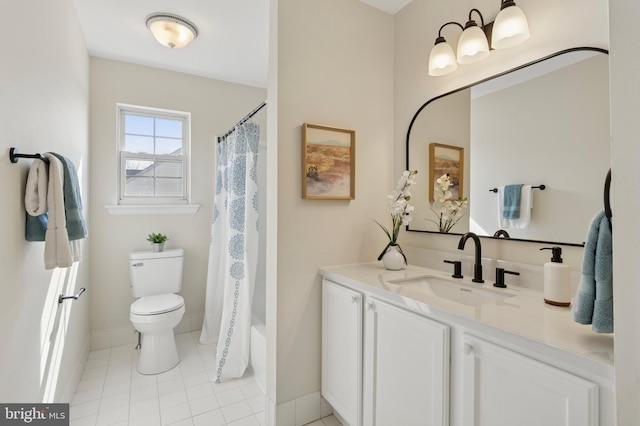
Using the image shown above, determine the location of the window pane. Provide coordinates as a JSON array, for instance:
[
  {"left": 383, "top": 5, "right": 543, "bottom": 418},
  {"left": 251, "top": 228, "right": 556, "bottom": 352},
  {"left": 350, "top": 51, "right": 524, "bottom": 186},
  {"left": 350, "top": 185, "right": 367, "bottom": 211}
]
[
  {"left": 125, "top": 115, "right": 154, "bottom": 136},
  {"left": 155, "top": 161, "right": 182, "bottom": 178},
  {"left": 125, "top": 159, "right": 154, "bottom": 177},
  {"left": 124, "top": 135, "right": 154, "bottom": 153},
  {"left": 156, "top": 137, "right": 183, "bottom": 155},
  {"left": 156, "top": 118, "right": 182, "bottom": 138},
  {"left": 125, "top": 176, "right": 154, "bottom": 196},
  {"left": 156, "top": 178, "right": 183, "bottom": 197}
]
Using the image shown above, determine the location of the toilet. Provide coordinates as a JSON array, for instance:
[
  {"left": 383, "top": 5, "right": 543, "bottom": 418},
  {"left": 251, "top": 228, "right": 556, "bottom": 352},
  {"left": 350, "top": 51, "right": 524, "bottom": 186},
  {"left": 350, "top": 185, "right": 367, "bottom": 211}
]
[{"left": 129, "top": 248, "right": 185, "bottom": 375}]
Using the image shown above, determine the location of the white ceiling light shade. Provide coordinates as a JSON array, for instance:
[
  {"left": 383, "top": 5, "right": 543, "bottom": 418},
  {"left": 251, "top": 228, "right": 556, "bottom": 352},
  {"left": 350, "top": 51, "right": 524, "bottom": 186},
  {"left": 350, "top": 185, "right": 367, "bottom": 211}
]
[
  {"left": 428, "top": 21, "right": 463, "bottom": 77},
  {"left": 429, "top": 39, "right": 458, "bottom": 76},
  {"left": 457, "top": 9, "right": 490, "bottom": 65},
  {"left": 146, "top": 13, "right": 199, "bottom": 49},
  {"left": 491, "top": 0, "right": 530, "bottom": 49}
]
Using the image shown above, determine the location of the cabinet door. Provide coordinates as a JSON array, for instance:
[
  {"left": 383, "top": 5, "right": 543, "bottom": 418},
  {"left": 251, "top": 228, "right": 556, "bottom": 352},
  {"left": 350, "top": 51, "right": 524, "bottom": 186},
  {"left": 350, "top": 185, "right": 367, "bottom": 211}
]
[
  {"left": 461, "top": 334, "right": 599, "bottom": 426},
  {"left": 322, "top": 280, "right": 363, "bottom": 426},
  {"left": 363, "top": 298, "right": 449, "bottom": 426}
]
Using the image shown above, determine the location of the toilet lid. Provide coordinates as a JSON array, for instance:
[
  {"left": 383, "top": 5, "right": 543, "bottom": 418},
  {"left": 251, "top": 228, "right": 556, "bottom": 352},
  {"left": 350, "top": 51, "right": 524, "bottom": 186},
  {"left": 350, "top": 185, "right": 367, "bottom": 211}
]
[{"left": 131, "top": 294, "right": 184, "bottom": 315}]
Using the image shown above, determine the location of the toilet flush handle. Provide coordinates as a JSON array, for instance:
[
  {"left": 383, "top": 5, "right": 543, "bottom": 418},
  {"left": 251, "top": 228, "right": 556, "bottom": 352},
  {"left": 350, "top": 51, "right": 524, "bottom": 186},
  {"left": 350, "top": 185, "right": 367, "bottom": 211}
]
[{"left": 132, "top": 262, "right": 143, "bottom": 267}]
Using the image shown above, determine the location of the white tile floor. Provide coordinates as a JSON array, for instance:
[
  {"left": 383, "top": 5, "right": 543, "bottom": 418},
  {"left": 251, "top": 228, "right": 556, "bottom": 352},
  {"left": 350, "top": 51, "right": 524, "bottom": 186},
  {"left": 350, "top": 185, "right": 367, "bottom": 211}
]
[{"left": 70, "top": 331, "right": 342, "bottom": 426}]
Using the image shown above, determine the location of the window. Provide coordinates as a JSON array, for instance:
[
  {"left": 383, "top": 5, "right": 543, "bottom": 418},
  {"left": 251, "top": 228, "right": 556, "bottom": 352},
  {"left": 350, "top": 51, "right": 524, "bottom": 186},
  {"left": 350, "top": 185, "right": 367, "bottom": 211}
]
[{"left": 117, "top": 104, "right": 191, "bottom": 205}]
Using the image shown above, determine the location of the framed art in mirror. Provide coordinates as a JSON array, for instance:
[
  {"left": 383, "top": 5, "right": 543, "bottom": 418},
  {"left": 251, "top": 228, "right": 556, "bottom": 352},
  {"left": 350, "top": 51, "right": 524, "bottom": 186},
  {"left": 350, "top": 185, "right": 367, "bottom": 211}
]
[
  {"left": 429, "top": 143, "right": 464, "bottom": 201},
  {"left": 302, "top": 123, "right": 355, "bottom": 200}
]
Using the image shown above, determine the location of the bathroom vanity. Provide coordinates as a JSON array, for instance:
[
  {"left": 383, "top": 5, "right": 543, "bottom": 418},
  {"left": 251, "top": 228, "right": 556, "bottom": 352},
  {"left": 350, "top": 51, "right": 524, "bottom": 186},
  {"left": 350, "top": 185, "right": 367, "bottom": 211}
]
[{"left": 319, "top": 263, "right": 614, "bottom": 426}]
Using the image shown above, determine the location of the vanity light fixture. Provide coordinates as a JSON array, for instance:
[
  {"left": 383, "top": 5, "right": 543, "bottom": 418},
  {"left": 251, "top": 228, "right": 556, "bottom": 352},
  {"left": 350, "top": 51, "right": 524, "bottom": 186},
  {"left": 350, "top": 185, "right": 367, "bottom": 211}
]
[
  {"left": 146, "top": 13, "right": 199, "bottom": 49},
  {"left": 428, "top": 1, "right": 529, "bottom": 77}
]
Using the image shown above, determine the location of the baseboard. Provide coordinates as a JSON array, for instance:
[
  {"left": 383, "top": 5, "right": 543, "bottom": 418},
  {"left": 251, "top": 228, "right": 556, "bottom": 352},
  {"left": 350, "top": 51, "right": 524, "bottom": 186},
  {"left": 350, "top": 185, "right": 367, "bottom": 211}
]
[
  {"left": 270, "top": 391, "right": 334, "bottom": 426},
  {"left": 90, "top": 312, "right": 205, "bottom": 351},
  {"left": 58, "top": 334, "right": 90, "bottom": 403}
]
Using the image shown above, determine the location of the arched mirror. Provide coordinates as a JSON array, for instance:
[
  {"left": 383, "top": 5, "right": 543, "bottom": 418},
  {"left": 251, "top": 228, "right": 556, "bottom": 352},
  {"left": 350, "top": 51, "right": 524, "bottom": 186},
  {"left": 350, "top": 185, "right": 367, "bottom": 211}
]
[{"left": 406, "top": 47, "right": 610, "bottom": 246}]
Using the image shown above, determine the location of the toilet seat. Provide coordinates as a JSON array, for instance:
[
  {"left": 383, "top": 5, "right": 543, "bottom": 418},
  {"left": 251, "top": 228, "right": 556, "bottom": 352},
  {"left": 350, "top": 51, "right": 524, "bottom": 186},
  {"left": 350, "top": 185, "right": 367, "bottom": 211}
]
[{"left": 131, "top": 294, "right": 184, "bottom": 315}]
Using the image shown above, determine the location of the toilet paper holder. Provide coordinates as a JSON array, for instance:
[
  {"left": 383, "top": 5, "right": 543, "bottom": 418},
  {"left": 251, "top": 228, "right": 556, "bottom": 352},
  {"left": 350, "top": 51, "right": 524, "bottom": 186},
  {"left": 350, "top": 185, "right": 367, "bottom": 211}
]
[{"left": 58, "top": 287, "right": 86, "bottom": 304}]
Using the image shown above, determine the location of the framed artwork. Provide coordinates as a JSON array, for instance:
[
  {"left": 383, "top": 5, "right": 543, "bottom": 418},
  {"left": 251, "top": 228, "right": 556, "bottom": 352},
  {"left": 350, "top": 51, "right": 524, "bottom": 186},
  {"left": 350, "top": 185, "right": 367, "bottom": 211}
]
[
  {"left": 302, "top": 123, "right": 355, "bottom": 200},
  {"left": 429, "top": 143, "right": 464, "bottom": 201}
]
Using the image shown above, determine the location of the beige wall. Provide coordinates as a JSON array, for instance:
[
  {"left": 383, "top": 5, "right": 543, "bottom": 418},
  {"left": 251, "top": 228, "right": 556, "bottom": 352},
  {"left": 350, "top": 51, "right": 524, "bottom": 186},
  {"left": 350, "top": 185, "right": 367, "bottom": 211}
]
[
  {"left": 88, "top": 58, "right": 266, "bottom": 335},
  {"left": 395, "top": 0, "right": 608, "bottom": 273},
  {"left": 609, "top": 0, "right": 640, "bottom": 422},
  {"left": 0, "top": 0, "right": 90, "bottom": 402},
  {"left": 274, "top": 0, "right": 394, "bottom": 403}
]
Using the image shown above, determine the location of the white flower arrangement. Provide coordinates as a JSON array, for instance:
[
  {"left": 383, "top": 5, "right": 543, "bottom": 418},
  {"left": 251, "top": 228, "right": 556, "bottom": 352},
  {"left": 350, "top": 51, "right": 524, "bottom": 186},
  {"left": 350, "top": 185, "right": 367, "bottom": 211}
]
[
  {"left": 429, "top": 173, "right": 468, "bottom": 233},
  {"left": 376, "top": 170, "right": 418, "bottom": 264}
]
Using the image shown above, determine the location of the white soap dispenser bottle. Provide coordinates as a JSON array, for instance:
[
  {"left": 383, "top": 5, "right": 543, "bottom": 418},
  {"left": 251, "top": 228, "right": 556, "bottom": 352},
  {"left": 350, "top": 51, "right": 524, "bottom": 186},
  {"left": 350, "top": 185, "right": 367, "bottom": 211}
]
[{"left": 540, "top": 247, "right": 571, "bottom": 306}]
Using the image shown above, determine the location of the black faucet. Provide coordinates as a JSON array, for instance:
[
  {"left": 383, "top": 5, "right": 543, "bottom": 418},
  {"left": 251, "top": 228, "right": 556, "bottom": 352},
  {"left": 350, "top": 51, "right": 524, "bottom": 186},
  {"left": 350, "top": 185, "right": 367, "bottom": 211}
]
[
  {"left": 458, "top": 232, "right": 484, "bottom": 283},
  {"left": 493, "top": 229, "right": 510, "bottom": 238}
]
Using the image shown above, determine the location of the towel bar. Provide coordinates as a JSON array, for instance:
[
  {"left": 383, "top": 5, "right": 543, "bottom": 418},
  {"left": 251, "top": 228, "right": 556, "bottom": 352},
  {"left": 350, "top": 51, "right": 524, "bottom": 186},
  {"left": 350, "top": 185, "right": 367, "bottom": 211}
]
[
  {"left": 489, "top": 185, "right": 545, "bottom": 193},
  {"left": 58, "top": 287, "right": 86, "bottom": 304},
  {"left": 9, "top": 147, "right": 49, "bottom": 164}
]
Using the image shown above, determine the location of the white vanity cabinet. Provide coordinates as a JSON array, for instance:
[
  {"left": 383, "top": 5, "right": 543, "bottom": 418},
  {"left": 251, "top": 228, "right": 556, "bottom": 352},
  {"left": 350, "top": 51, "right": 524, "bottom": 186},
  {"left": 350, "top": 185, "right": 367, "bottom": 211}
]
[
  {"left": 322, "top": 279, "right": 363, "bottom": 426},
  {"left": 460, "top": 334, "right": 599, "bottom": 426},
  {"left": 363, "top": 297, "right": 449, "bottom": 426}
]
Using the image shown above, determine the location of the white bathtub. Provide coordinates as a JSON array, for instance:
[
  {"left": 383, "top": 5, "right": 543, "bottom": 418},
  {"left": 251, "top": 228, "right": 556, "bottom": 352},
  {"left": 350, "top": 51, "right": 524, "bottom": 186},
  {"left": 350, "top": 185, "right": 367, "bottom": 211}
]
[{"left": 250, "top": 315, "right": 266, "bottom": 392}]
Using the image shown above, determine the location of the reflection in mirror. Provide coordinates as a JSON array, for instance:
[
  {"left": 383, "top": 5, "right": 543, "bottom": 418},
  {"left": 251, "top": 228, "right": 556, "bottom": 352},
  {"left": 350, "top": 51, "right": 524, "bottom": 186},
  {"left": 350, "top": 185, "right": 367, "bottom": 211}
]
[{"left": 407, "top": 48, "right": 610, "bottom": 246}]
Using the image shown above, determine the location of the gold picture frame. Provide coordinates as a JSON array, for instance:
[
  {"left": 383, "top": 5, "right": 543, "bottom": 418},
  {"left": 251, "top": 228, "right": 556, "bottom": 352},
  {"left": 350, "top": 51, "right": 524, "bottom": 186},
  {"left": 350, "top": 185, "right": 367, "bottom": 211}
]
[
  {"left": 302, "top": 123, "right": 355, "bottom": 200},
  {"left": 429, "top": 143, "right": 464, "bottom": 201}
]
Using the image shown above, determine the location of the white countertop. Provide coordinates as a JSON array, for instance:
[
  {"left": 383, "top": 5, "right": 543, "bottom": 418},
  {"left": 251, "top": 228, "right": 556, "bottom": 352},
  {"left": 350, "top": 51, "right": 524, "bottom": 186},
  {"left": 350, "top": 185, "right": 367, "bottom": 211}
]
[{"left": 319, "top": 262, "right": 614, "bottom": 375}]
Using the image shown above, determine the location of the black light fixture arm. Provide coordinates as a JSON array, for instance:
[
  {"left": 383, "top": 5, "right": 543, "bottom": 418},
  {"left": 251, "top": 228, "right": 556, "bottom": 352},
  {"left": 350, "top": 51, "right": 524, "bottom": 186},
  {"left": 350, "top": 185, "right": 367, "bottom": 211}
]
[
  {"left": 436, "top": 21, "right": 464, "bottom": 43},
  {"left": 467, "top": 8, "right": 486, "bottom": 28}
]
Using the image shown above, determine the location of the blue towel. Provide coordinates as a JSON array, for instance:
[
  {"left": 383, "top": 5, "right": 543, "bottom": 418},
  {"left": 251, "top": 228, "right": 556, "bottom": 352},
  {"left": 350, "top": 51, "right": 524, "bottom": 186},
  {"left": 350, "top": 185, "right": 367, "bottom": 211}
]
[
  {"left": 502, "top": 184, "right": 523, "bottom": 219},
  {"left": 26, "top": 213, "right": 48, "bottom": 241},
  {"left": 573, "top": 211, "right": 613, "bottom": 333},
  {"left": 50, "top": 153, "right": 88, "bottom": 241}
]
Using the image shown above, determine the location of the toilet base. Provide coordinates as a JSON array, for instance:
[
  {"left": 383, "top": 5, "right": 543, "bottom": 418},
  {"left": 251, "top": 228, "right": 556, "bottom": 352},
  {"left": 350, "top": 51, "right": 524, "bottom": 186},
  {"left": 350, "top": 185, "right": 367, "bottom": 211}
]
[{"left": 136, "top": 330, "right": 179, "bottom": 375}]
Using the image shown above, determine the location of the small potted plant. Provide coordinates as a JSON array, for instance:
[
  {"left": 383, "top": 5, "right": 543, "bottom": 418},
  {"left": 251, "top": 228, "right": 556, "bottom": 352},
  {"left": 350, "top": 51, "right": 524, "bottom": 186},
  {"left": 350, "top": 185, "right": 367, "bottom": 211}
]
[{"left": 147, "top": 232, "right": 169, "bottom": 252}]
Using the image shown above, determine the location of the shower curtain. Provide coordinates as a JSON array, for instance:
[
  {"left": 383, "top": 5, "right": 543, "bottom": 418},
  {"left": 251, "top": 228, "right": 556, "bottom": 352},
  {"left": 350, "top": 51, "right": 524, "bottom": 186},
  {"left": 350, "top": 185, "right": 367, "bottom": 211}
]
[{"left": 200, "top": 121, "right": 260, "bottom": 382}]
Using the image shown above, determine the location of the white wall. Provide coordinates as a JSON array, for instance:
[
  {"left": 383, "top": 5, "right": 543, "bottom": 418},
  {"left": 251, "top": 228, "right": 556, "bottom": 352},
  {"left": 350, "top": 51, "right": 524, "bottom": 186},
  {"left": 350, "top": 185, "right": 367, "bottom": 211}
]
[
  {"left": 88, "top": 58, "right": 266, "bottom": 344},
  {"left": 274, "top": 0, "right": 394, "bottom": 405},
  {"left": 609, "top": 0, "right": 640, "bottom": 422},
  {"left": 0, "top": 0, "right": 90, "bottom": 402}
]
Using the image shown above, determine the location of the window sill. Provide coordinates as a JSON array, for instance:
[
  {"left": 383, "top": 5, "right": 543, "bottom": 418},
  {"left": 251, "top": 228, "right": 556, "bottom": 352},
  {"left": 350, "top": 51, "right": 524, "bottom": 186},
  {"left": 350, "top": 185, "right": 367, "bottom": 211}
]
[{"left": 105, "top": 204, "right": 200, "bottom": 216}]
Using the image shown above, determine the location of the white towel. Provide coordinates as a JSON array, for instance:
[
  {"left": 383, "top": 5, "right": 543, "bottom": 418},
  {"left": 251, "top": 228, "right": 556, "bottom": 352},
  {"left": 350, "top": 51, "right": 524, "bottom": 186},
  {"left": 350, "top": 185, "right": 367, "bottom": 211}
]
[
  {"left": 498, "top": 185, "right": 533, "bottom": 229},
  {"left": 44, "top": 153, "right": 76, "bottom": 269},
  {"left": 25, "top": 159, "right": 48, "bottom": 216}
]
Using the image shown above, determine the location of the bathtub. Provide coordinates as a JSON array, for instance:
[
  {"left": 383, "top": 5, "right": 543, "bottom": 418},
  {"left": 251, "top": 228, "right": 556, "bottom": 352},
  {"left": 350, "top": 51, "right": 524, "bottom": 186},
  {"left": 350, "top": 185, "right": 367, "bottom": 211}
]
[{"left": 250, "top": 315, "right": 266, "bottom": 392}]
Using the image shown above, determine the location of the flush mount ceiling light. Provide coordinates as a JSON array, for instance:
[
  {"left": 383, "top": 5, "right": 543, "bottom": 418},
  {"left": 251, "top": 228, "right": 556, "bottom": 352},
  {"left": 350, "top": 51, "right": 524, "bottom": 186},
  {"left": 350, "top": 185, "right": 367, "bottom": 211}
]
[
  {"left": 146, "top": 13, "right": 199, "bottom": 49},
  {"left": 428, "top": 1, "right": 529, "bottom": 77}
]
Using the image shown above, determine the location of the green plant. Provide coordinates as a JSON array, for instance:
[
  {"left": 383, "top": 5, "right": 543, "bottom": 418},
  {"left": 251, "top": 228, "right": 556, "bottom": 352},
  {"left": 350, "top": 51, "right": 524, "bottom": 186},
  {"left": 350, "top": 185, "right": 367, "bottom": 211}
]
[{"left": 147, "top": 233, "right": 169, "bottom": 243}]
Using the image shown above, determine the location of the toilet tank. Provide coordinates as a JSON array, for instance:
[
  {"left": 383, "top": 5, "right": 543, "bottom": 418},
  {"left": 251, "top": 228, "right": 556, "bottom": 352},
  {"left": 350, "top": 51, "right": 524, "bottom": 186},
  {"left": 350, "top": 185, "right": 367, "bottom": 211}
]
[{"left": 129, "top": 248, "right": 184, "bottom": 297}]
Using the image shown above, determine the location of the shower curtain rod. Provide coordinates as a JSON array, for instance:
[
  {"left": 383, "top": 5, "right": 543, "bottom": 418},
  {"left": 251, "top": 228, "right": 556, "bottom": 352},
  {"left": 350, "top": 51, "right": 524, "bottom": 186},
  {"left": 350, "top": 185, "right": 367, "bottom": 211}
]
[{"left": 218, "top": 101, "right": 267, "bottom": 143}]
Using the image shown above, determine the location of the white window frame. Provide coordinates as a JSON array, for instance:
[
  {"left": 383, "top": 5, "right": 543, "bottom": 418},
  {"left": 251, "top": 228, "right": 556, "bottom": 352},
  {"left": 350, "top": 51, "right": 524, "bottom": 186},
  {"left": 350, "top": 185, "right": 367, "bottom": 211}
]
[{"left": 116, "top": 103, "right": 192, "bottom": 207}]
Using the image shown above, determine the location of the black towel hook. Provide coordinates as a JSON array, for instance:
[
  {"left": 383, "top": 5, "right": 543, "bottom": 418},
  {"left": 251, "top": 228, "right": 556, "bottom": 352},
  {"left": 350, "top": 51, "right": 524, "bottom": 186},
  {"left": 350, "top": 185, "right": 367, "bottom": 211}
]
[{"left": 604, "top": 168, "right": 612, "bottom": 230}]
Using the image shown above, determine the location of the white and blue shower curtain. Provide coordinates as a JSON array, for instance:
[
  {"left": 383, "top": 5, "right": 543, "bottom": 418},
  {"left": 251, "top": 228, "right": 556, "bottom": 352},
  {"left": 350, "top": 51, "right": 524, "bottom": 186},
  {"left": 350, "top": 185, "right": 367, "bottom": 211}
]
[{"left": 200, "top": 122, "right": 260, "bottom": 381}]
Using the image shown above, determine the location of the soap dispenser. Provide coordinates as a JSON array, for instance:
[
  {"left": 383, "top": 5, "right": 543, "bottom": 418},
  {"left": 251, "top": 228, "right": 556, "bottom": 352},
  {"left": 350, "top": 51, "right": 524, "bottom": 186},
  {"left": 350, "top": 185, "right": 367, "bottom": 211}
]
[{"left": 540, "top": 247, "right": 571, "bottom": 306}]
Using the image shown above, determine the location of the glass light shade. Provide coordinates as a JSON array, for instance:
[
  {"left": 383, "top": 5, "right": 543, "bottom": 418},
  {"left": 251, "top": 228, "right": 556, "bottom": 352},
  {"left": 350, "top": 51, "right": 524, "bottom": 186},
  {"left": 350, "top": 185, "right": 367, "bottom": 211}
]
[
  {"left": 491, "top": 4, "right": 530, "bottom": 49},
  {"left": 429, "top": 41, "right": 458, "bottom": 76},
  {"left": 457, "top": 26, "right": 490, "bottom": 64},
  {"left": 146, "top": 14, "right": 198, "bottom": 49}
]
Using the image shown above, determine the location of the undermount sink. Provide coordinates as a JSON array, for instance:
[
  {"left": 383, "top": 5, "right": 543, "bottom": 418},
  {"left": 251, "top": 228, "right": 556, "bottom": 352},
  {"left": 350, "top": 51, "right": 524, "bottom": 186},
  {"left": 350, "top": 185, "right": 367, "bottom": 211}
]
[{"left": 385, "top": 275, "right": 515, "bottom": 307}]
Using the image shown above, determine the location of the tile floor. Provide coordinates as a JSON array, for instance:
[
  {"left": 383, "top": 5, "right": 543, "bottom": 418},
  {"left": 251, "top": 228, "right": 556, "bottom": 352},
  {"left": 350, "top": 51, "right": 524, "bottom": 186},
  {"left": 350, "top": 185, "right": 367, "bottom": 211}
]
[{"left": 70, "top": 331, "right": 342, "bottom": 426}]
